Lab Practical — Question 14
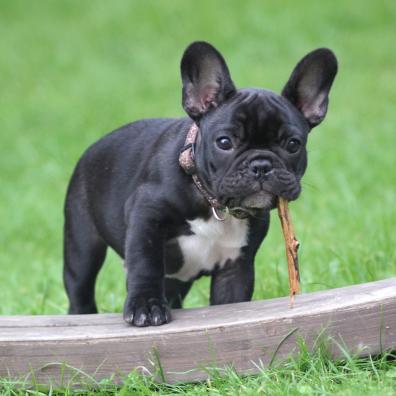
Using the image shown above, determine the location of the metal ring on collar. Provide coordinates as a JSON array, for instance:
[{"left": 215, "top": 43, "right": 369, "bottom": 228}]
[{"left": 212, "top": 206, "right": 229, "bottom": 221}]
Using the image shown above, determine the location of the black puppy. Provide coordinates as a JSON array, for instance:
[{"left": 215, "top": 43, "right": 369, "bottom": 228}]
[{"left": 64, "top": 42, "right": 337, "bottom": 326}]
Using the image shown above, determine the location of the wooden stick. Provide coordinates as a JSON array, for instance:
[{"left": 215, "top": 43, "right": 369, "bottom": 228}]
[{"left": 277, "top": 197, "right": 301, "bottom": 306}]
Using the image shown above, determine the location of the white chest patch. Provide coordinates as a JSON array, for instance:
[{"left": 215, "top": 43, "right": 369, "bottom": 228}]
[{"left": 167, "top": 215, "right": 249, "bottom": 282}]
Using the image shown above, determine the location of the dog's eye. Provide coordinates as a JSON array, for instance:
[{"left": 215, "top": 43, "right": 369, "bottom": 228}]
[
  {"left": 216, "top": 136, "right": 233, "bottom": 150},
  {"left": 286, "top": 138, "right": 301, "bottom": 153}
]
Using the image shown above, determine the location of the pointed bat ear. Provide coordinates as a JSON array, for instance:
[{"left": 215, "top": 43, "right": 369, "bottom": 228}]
[
  {"left": 282, "top": 48, "right": 338, "bottom": 128},
  {"left": 181, "top": 41, "right": 236, "bottom": 121}
]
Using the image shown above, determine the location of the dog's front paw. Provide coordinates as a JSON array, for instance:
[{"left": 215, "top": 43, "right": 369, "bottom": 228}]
[{"left": 123, "top": 296, "right": 171, "bottom": 327}]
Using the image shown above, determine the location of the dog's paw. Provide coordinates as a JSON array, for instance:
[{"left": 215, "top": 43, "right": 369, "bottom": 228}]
[{"left": 123, "top": 296, "right": 171, "bottom": 327}]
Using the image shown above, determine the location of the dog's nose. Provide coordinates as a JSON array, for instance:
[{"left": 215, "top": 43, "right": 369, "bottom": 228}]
[{"left": 249, "top": 159, "right": 273, "bottom": 178}]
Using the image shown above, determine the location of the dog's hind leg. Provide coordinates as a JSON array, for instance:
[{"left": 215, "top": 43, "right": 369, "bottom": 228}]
[{"left": 63, "top": 188, "right": 107, "bottom": 314}]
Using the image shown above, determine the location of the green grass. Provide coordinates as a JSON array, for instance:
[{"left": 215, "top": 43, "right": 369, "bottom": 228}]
[
  {"left": 1, "top": 0, "right": 396, "bottom": 394},
  {"left": 1, "top": 349, "right": 396, "bottom": 395}
]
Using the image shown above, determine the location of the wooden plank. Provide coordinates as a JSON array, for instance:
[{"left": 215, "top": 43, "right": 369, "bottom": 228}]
[{"left": 0, "top": 278, "right": 395, "bottom": 385}]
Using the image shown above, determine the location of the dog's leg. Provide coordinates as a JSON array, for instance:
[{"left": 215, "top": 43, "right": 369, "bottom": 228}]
[
  {"left": 209, "top": 213, "right": 271, "bottom": 305},
  {"left": 165, "top": 278, "right": 192, "bottom": 309},
  {"left": 63, "top": 198, "right": 107, "bottom": 314},
  {"left": 123, "top": 193, "right": 172, "bottom": 326},
  {"left": 209, "top": 257, "right": 255, "bottom": 305}
]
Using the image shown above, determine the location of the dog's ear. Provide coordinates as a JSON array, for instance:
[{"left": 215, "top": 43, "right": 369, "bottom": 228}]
[
  {"left": 282, "top": 48, "right": 338, "bottom": 128},
  {"left": 181, "top": 41, "right": 236, "bottom": 121}
]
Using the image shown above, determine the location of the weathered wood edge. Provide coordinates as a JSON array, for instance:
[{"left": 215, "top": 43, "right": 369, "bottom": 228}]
[{"left": 0, "top": 278, "right": 395, "bottom": 385}]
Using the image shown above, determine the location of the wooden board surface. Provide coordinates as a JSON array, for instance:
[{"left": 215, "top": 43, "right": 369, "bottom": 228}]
[{"left": 1, "top": 278, "right": 395, "bottom": 385}]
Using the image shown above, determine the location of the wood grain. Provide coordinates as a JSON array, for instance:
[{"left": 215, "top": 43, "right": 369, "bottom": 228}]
[{"left": 0, "top": 278, "right": 395, "bottom": 385}]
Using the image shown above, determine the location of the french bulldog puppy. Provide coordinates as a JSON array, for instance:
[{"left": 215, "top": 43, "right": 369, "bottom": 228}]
[{"left": 63, "top": 41, "right": 337, "bottom": 326}]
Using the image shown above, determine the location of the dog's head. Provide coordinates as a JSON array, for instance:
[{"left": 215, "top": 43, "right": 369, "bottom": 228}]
[{"left": 181, "top": 42, "right": 337, "bottom": 211}]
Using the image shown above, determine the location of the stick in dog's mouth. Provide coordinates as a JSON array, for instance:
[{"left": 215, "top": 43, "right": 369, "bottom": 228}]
[{"left": 277, "top": 197, "right": 301, "bottom": 307}]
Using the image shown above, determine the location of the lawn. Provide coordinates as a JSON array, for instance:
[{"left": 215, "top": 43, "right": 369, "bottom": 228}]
[{"left": 0, "top": 0, "right": 396, "bottom": 394}]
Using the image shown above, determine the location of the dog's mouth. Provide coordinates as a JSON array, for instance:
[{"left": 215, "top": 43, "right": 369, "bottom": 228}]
[
  {"left": 216, "top": 166, "right": 302, "bottom": 212},
  {"left": 223, "top": 191, "right": 274, "bottom": 212},
  {"left": 223, "top": 183, "right": 301, "bottom": 212},
  {"left": 240, "top": 191, "right": 277, "bottom": 209}
]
